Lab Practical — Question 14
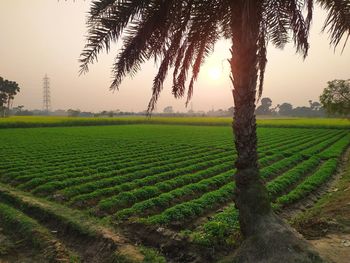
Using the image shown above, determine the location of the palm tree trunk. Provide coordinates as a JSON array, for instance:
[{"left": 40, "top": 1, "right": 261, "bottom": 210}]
[
  {"left": 228, "top": 3, "right": 325, "bottom": 262},
  {"left": 229, "top": 1, "right": 271, "bottom": 238},
  {"left": 229, "top": 44, "right": 324, "bottom": 262}
]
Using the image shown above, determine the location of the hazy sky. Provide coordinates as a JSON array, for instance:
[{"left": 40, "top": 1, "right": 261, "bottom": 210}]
[{"left": 0, "top": 0, "right": 349, "bottom": 112}]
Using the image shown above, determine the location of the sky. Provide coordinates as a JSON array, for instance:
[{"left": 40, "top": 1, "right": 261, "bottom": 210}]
[{"left": 0, "top": 0, "right": 349, "bottom": 113}]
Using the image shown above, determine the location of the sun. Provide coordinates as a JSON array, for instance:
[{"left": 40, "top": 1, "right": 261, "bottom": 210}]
[{"left": 208, "top": 67, "right": 221, "bottom": 80}]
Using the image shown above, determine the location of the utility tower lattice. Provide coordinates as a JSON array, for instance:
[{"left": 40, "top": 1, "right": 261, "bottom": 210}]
[{"left": 43, "top": 74, "right": 51, "bottom": 112}]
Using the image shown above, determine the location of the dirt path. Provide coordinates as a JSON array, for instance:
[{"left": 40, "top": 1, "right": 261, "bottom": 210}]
[{"left": 310, "top": 233, "right": 350, "bottom": 263}]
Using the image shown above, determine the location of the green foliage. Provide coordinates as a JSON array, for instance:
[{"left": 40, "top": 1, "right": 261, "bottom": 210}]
[
  {"left": 140, "top": 247, "right": 166, "bottom": 263},
  {"left": 0, "top": 116, "right": 350, "bottom": 129},
  {"left": 144, "top": 182, "right": 235, "bottom": 225},
  {"left": 320, "top": 79, "right": 350, "bottom": 117},
  {"left": 319, "top": 133, "right": 350, "bottom": 159},
  {"left": 192, "top": 205, "right": 240, "bottom": 248},
  {"left": 267, "top": 157, "right": 320, "bottom": 199},
  {"left": 0, "top": 77, "right": 20, "bottom": 117},
  {"left": 0, "top": 124, "right": 349, "bottom": 249},
  {"left": 275, "top": 158, "right": 338, "bottom": 208}
]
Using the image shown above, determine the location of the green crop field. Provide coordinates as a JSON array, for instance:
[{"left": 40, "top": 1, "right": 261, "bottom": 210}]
[
  {"left": 0, "top": 123, "right": 349, "bottom": 261},
  {"left": 0, "top": 115, "right": 349, "bottom": 129}
]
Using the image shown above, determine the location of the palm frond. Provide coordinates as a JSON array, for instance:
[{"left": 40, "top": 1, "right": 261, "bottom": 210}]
[
  {"left": 317, "top": 0, "right": 350, "bottom": 49},
  {"left": 110, "top": 0, "right": 177, "bottom": 90},
  {"left": 147, "top": 28, "right": 189, "bottom": 112},
  {"left": 264, "top": 0, "right": 290, "bottom": 49},
  {"left": 82, "top": 0, "right": 350, "bottom": 113},
  {"left": 257, "top": 20, "right": 268, "bottom": 101},
  {"left": 79, "top": 0, "right": 149, "bottom": 74},
  {"left": 286, "top": 0, "right": 310, "bottom": 57}
]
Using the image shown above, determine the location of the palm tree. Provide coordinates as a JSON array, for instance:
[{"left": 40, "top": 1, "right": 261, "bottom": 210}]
[{"left": 80, "top": 0, "right": 349, "bottom": 261}]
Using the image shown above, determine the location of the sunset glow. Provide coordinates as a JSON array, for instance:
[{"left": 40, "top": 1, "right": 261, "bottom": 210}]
[{"left": 208, "top": 67, "right": 221, "bottom": 80}]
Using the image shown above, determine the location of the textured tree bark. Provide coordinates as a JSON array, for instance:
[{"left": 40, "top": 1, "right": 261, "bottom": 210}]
[
  {"left": 230, "top": 0, "right": 271, "bottom": 237},
  {"left": 228, "top": 2, "right": 325, "bottom": 262}
]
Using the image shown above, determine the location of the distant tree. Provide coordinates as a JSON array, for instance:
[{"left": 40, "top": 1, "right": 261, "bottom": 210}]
[
  {"left": 255, "top": 97, "right": 272, "bottom": 115},
  {"left": 15, "top": 109, "right": 33, "bottom": 116},
  {"left": 292, "top": 106, "right": 312, "bottom": 117},
  {"left": 279, "top": 103, "right": 293, "bottom": 116},
  {"left": 67, "top": 109, "right": 81, "bottom": 117},
  {"left": 15, "top": 105, "right": 24, "bottom": 112},
  {"left": 80, "top": 1, "right": 350, "bottom": 261},
  {"left": 80, "top": 111, "right": 94, "bottom": 117},
  {"left": 0, "top": 77, "right": 20, "bottom": 117},
  {"left": 187, "top": 109, "right": 194, "bottom": 114},
  {"left": 12, "top": 105, "right": 24, "bottom": 115},
  {"left": 163, "top": 106, "right": 174, "bottom": 114},
  {"left": 320, "top": 79, "right": 350, "bottom": 117},
  {"left": 228, "top": 106, "right": 235, "bottom": 115},
  {"left": 308, "top": 100, "right": 322, "bottom": 110},
  {"left": 271, "top": 104, "right": 280, "bottom": 115},
  {"left": 278, "top": 101, "right": 324, "bottom": 117},
  {"left": 52, "top": 109, "right": 68, "bottom": 116},
  {"left": 0, "top": 78, "right": 7, "bottom": 116}
]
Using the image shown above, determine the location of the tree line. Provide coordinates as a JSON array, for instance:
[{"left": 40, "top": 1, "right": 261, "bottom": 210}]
[
  {"left": 255, "top": 98, "right": 323, "bottom": 117},
  {"left": 6, "top": 79, "right": 349, "bottom": 119},
  {"left": 256, "top": 80, "right": 350, "bottom": 118}
]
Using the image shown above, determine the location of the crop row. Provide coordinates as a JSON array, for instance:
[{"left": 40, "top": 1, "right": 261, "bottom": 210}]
[
  {"left": 145, "top": 182, "right": 235, "bottom": 225},
  {"left": 0, "top": 126, "right": 327, "bottom": 168},
  {"left": 300, "top": 132, "right": 347, "bottom": 157},
  {"left": 0, "top": 126, "right": 313, "bottom": 175},
  {"left": 4, "top": 142, "right": 204, "bottom": 182},
  {"left": 138, "top": 137, "right": 342, "bottom": 226},
  {"left": 105, "top": 137, "right": 326, "bottom": 222},
  {"left": 69, "top": 152, "right": 286, "bottom": 209},
  {"left": 69, "top": 156, "right": 235, "bottom": 207},
  {"left": 19, "top": 146, "right": 226, "bottom": 192},
  {"left": 260, "top": 153, "right": 305, "bottom": 179},
  {"left": 55, "top": 151, "right": 234, "bottom": 199},
  {"left": 32, "top": 131, "right": 300, "bottom": 200},
  {"left": 115, "top": 173, "right": 235, "bottom": 221},
  {"left": 265, "top": 130, "right": 344, "bottom": 155},
  {"left": 274, "top": 158, "right": 338, "bottom": 208},
  {"left": 49, "top": 130, "right": 327, "bottom": 200},
  {"left": 112, "top": 152, "right": 293, "bottom": 220},
  {"left": 318, "top": 134, "right": 350, "bottom": 159},
  {"left": 266, "top": 156, "right": 320, "bottom": 200},
  {"left": 258, "top": 129, "right": 337, "bottom": 154},
  {"left": 0, "top": 127, "right": 331, "bottom": 188},
  {"left": 1, "top": 129, "right": 243, "bottom": 173},
  {"left": 191, "top": 205, "right": 239, "bottom": 247},
  {"left": 194, "top": 157, "right": 340, "bottom": 247}
]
